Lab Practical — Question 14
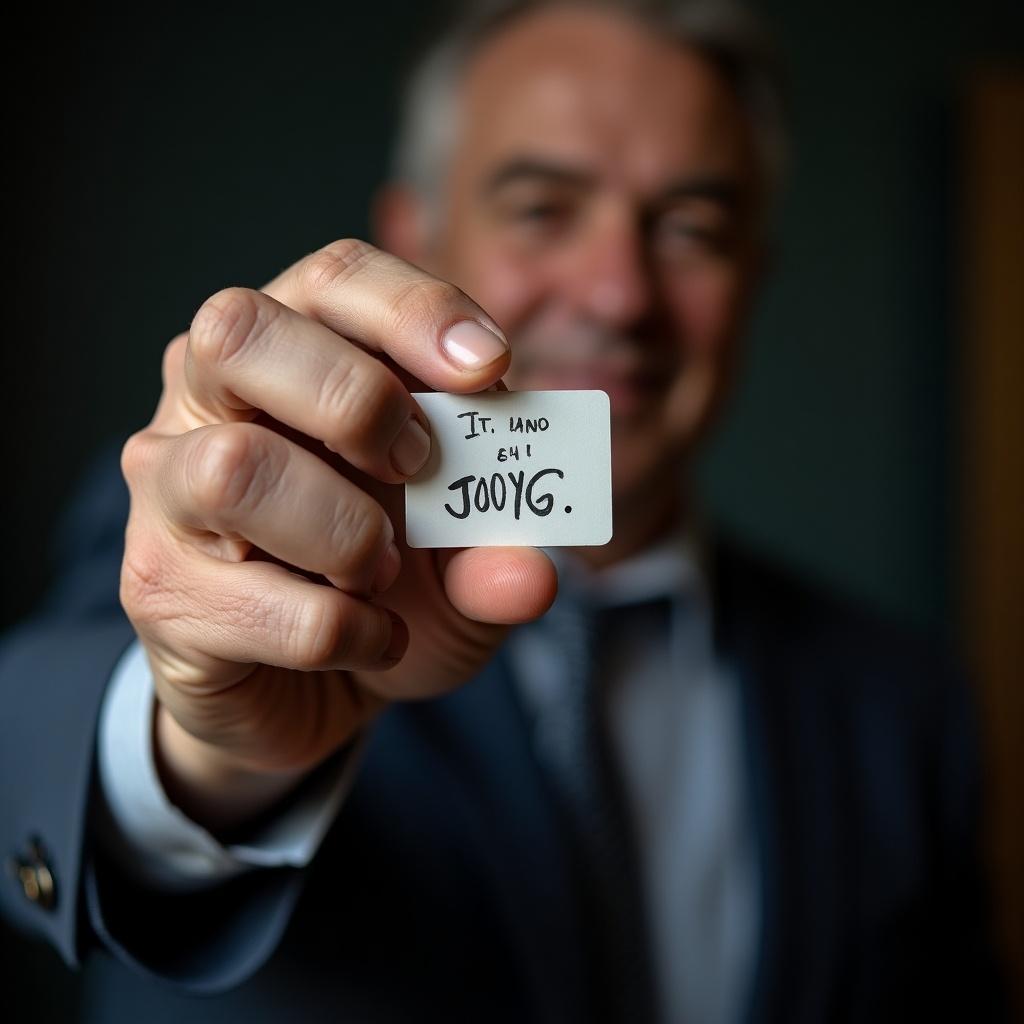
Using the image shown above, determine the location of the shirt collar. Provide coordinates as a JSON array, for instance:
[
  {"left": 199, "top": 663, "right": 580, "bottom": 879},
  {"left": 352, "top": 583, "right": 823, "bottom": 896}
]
[{"left": 543, "top": 512, "right": 711, "bottom": 611}]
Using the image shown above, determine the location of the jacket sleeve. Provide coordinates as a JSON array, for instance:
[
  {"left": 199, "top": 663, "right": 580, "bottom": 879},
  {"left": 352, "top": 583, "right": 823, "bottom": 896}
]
[
  {"left": 927, "top": 661, "right": 1011, "bottom": 1021},
  {"left": 0, "top": 442, "right": 308, "bottom": 993}
]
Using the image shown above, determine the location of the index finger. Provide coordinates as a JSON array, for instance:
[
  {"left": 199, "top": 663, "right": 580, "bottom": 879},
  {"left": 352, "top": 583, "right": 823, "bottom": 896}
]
[{"left": 261, "top": 239, "right": 510, "bottom": 394}]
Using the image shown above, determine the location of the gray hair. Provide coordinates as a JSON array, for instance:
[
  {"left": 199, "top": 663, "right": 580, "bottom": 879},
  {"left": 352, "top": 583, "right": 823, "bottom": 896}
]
[{"left": 390, "top": 0, "right": 788, "bottom": 232}]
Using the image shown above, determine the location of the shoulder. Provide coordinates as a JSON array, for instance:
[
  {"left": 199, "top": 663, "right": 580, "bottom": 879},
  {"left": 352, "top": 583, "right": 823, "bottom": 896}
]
[
  {"left": 713, "top": 529, "right": 957, "bottom": 671},
  {"left": 711, "top": 530, "right": 986, "bottom": 853},
  {"left": 709, "top": 530, "right": 972, "bottom": 736}
]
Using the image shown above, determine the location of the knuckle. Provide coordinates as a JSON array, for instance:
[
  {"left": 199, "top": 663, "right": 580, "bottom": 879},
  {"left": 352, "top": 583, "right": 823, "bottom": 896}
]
[
  {"left": 186, "top": 424, "right": 270, "bottom": 518},
  {"left": 120, "top": 430, "right": 158, "bottom": 488},
  {"left": 390, "top": 278, "right": 465, "bottom": 336},
  {"left": 291, "top": 596, "right": 351, "bottom": 670},
  {"left": 318, "top": 359, "right": 402, "bottom": 443},
  {"left": 300, "top": 239, "right": 374, "bottom": 295},
  {"left": 161, "top": 333, "right": 188, "bottom": 386},
  {"left": 119, "top": 541, "right": 178, "bottom": 628},
  {"left": 328, "top": 497, "right": 388, "bottom": 571},
  {"left": 189, "top": 287, "right": 270, "bottom": 368},
  {"left": 313, "top": 356, "right": 359, "bottom": 419}
]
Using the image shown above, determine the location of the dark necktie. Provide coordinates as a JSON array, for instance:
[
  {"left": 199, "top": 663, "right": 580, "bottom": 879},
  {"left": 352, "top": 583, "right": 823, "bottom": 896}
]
[{"left": 534, "top": 591, "right": 665, "bottom": 1024}]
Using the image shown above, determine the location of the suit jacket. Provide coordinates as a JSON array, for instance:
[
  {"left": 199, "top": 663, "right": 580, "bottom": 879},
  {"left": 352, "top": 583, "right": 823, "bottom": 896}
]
[{"left": 0, "top": 444, "right": 1007, "bottom": 1022}]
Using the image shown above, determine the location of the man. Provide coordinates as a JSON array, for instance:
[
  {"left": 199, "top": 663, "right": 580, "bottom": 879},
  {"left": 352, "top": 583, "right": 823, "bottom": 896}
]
[{"left": 0, "top": 1, "right": 1004, "bottom": 1021}]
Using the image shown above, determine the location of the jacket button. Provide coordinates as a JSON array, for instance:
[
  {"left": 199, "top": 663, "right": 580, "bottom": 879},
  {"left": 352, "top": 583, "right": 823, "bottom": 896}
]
[{"left": 6, "top": 838, "right": 56, "bottom": 911}]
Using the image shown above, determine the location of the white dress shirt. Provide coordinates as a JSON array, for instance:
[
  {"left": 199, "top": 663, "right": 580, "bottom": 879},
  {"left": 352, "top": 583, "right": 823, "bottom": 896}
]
[
  {"left": 96, "top": 640, "right": 365, "bottom": 891},
  {"left": 97, "top": 525, "right": 759, "bottom": 1023}
]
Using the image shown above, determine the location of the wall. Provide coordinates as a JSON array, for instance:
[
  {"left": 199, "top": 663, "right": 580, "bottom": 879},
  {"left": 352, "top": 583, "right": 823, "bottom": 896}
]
[{"left": 3, "top": 1, "right": 1022, "bottom": 1014}]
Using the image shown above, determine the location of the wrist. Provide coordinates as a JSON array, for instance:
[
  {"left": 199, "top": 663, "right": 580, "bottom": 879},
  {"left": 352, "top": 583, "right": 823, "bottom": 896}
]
[{"left": 153, "top": 702, "right": 310, "bottom": 835}]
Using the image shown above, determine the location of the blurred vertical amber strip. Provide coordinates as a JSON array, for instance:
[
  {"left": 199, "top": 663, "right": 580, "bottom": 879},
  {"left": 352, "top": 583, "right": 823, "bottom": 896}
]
[{"left": 963, "top": 67, "right": 1024, "bottom": 1016}]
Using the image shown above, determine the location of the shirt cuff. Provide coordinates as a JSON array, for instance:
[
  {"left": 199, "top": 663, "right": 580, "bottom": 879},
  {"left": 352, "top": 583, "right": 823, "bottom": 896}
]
[{"left": 96, "top": 639, "right": 366, "bottom": 891}]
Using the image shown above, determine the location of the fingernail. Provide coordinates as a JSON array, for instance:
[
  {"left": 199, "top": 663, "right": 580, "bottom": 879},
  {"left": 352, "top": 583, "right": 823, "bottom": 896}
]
[
  {"left": 384, "top": 609, "right": 409, "bottom": 661},
  {"left": 372, "top": 541, "right": 401, "bottom": 594},
  {"left": 390, "top": 417, "right": 430, "bottom": 476},
  {"left": 441, "top": 320, "right": 509, "bottom": 371}
]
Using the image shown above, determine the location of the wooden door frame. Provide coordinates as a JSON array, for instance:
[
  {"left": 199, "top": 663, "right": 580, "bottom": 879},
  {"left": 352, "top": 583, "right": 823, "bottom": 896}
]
[{"left": 962, "top": 66, "right": 1024, "bottom": 1016}]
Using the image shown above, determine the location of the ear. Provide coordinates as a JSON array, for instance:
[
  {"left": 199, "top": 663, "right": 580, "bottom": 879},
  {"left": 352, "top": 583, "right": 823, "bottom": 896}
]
[{"left": 372, "top": 184, "right": 430, "bottom": 263}]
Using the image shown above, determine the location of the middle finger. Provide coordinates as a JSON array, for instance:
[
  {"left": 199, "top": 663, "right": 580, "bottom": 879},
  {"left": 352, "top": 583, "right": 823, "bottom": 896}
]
[
  {"left": 160, "top": 421, "right": 401, "bottom": 596},
  {"left": 185, "top": 286, "right": 431, "bottom": 484}
]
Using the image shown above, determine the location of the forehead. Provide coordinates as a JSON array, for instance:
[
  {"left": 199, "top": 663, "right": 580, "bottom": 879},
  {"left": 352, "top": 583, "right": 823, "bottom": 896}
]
[{"left": 452, "top": 7, "right": 752, "bottom": 191}]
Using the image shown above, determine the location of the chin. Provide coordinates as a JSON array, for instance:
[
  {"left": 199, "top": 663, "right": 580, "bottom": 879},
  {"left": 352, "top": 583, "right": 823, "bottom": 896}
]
[{"left": 610, "top": 432, "right": 684, "bottom": 509}]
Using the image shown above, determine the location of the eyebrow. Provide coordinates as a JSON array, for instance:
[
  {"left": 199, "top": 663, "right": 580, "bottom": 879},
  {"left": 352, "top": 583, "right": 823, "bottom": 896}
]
[
  {"left": 481, "top": 158, "right": 594, "bottom": 195},
  {"left": 656, "top": 176, "right": 742, "bottom": 209},
  {"left": 480, "top": 157, "right": 742, "bottom": 209}
]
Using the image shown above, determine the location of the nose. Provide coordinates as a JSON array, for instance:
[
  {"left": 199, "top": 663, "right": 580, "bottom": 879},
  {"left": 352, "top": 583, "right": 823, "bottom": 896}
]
[{"left": 566, "top": 209, "right": 654, "bottom": 329}]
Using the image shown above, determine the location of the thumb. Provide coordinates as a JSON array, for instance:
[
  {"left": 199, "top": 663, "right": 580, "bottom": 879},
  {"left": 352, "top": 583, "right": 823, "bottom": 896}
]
[{"left": 439, "top": 546, "right": 558, "bottom": 624}]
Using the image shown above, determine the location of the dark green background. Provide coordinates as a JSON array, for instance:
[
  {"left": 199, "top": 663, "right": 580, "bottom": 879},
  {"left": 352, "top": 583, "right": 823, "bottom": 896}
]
[{"left": 3, "top": 2, "right": 1022, "bottom": 1016}]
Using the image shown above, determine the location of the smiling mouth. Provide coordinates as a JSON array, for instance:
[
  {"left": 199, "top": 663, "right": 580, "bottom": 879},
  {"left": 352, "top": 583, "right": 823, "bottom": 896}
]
[
  {"left": 507, "top": 322, "right": 678, "bottom": 414},
  {"left": 512, "top": 358, "right": 670, "bottom": 418}
]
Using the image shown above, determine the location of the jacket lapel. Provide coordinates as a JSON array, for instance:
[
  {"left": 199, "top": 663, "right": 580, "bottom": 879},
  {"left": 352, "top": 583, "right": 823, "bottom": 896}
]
[
  {"left": 423, "top": 536, "right": 850, "bottom": 1023},
  {"left": 436, "top": 649, "right": 592, "bottom": 1024},
  {"left": 714, "top": 538, "right": 848, "bottom": 1023}
]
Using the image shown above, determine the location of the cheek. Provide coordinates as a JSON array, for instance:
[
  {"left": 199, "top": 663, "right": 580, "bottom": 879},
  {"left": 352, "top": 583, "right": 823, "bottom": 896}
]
[
  {"left": 445, "top": 238, "right": 548, "bottom": 336},
  {"left": 663, "top": 265, "right": 742, "bottom": 359}
]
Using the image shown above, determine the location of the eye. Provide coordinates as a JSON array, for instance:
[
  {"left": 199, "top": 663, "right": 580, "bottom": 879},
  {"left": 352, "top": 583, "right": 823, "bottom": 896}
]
[
  {"left": 490, "top": 186, "right": 580, "bottom": 237},
  {"left": 653, "top": 208, "right": 733, "bottom": 258},
  {"left": 495, "top": 196, "right": 579, "bottom": 246},
  {"left": 514, "top": 201, "right": 570, "bottom": 224}
]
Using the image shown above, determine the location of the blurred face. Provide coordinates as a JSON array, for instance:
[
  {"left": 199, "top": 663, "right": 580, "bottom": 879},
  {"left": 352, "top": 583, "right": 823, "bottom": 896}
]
[{"left": 421, "top": 7, "right": 764, "bottom": 518}]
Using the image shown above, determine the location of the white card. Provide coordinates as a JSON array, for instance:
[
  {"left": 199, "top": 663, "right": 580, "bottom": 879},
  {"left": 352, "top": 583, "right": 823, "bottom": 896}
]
[{"left": 405, "top": 390, "right": 612, "bottom": 548}]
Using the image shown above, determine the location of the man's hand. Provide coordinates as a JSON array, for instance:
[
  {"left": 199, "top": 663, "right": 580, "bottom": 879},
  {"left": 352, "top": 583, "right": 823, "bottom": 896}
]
[{"left": 119, "top": 240, "right": 557, "bottom": 832}]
